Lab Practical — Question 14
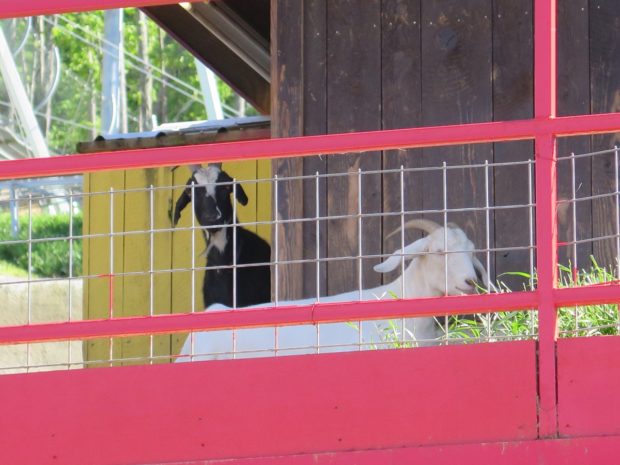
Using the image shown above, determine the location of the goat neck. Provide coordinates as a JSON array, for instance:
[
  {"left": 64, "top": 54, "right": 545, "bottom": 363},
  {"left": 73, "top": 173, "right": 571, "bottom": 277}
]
[{"left": 203, "top": 225, "right": 229, "bottom": 256}]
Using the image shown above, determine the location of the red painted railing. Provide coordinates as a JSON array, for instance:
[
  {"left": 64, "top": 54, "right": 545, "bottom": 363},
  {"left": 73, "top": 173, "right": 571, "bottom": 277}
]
[{"left": 0, "top": 0, "right": 620, "bottom": 448}]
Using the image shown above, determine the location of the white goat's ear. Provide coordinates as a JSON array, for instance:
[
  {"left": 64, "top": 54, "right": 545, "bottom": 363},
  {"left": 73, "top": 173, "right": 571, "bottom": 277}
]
[
  {"left": 473, "top": 256, "right": 489, "bottom": 289},
  {"left": 374, "top": 236, "right": 429, "bottom": 273}
]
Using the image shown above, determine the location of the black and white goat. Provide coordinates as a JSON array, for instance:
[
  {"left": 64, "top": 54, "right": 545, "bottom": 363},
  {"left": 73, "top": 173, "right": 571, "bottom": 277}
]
[{"left": 173, "top": 164, "right": 271, "bottom": 308}]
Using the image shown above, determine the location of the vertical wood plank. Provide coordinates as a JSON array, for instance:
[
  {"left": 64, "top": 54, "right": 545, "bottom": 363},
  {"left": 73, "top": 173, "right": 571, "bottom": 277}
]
[
  {"left": 271, "top": 0, "right": 304, "bottom": 300},
  {"left": 81, "top": 173, "right": 90, "bottom": 363},
  {"left": 120, "top": 168, "right": 172, "bottom": 365},
  {"left": 170, "top": 166, "right": 204, "bottom": 355},
  {"left": 380, "top": 0, "right": 423, "bottom": 285},
  {"left": 302, "top": 0, "right": 328, "bottom": 299},
  {"left": 152, "top": 168, "right": 173, "bottom": 362},
  {"left": 326, "top": 0, "right": 382, "bottom": 295},
  {"left": 84, "top": 171, "right": 125, "bottom": 366},
  {"left": 492, "top": 0, "right": 534, "bottom": 289},
  {"left": 256, "top": 159, "right": 273, "bottom": 244},
  {"left": 421, "top": 0, "right": 493, "bottom": 277},
  {"left": 121, "top": 170, "right": 151, "bottom": 364},
  {"left": 589, "top": 0, "right": 620, "bottom": 270},
  {"left": 556, "top": 0, "right": 592, "bottom": 272}
]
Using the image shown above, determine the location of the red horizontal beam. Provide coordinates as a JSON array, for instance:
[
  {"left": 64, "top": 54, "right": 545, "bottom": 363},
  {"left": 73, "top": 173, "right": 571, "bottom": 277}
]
[
  {"left": 0, "top": 119, "right": 536, "bottom": 180},
  {"left": 2, "top": 282, "right": 619, "bottom": 345},
  {"left": 0, "top": 291, "right": 538, "bottom": 345},
  {"left": 554, "top": 283, "right": 620, "bottom": 308},
  {"left": 0, "top": 0, "right": 201, "bottom": 18},
  {"left": 1, "top": 113, "right": 619, "bottom": 181}
]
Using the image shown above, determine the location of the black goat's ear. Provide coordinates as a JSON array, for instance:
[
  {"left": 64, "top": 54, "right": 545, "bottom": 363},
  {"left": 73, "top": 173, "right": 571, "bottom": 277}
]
[
  {"left": 172, "top": 177, "right": 194, "bottom": 226},
  {"left": 219, "top": 170, "right": 248, "bottom": 206},
  {"left": 234, "top": 183, "right": 249, "bottom": 206}
]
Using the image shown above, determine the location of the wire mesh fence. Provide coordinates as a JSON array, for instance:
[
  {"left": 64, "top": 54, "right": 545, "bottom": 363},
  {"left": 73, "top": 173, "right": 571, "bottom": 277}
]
[{"left": 0, "top": 144, "right": 618, "bottom": 373}]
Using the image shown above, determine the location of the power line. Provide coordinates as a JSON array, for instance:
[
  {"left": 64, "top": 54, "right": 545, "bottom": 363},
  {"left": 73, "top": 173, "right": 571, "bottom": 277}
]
[{"left": 49, "top": 15, "right": 246, "bottom": 118}]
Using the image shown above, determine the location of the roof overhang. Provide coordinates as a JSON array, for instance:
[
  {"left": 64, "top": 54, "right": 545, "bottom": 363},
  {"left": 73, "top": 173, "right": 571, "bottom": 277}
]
[{"left": 142, "top": 0, "right": 271, "bottom": 115}]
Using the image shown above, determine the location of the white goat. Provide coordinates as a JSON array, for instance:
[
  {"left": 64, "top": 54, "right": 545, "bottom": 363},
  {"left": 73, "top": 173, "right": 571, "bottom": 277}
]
[{"left": 177, "top": 219, "right": 488, "bottom": 360}]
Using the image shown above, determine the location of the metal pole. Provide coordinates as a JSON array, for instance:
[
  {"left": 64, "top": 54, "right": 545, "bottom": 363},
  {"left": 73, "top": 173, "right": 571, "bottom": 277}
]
[
  {"left": 195, "top": 61, "right": 224, "bottom": 120},
  {"left": 0, "top": 27, "right": 49, "bottom": 157},
  {"left": 102, "top": 9, "right": 125, "bottom": 134},
  {"left": 9, "top": 183, "right": 18, "bottom": 237}
]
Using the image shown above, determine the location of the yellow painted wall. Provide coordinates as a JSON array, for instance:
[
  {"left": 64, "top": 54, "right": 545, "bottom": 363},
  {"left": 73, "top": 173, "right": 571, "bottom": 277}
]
[{"left": 83, "top": 160, "right": 271, "bottom": 365}]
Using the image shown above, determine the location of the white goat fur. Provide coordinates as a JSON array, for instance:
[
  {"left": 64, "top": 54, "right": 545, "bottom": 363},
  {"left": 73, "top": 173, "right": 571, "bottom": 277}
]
[{"left": 177, "top": 219, "right": 487, "bottom": 360}]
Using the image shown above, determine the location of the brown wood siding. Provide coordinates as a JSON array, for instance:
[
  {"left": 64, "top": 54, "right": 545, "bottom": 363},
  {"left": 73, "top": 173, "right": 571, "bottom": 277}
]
[
  {"left": 590, "top": 0, "right": 620, "bottom": 271},
  {"left": 302, "top": 0, "right": 328, "bottom": 299},
  {"left": 380, "top": 0, "right": 423, "bottom": 286},
  {"left": 420, "top": 0, "right": 493, "bottom": 285},
  {"left": 493, "top": 0, "right": 534, "bottom": 290},
  {"left": 557, "top": 0, "right": 592, "bottom": 272},
  {"left": 272, "top": 0, "right": 304, "bottom": 300},
  {"left": 272, "top": 0, "right": 620, "bottom": 299},
  {"left": 326, "top": 0, "right": 383, "bottom": 295}
]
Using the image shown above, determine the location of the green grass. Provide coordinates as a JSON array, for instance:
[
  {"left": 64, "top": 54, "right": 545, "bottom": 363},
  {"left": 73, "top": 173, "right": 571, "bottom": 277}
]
[
  {"left": 557, "top": 258, "right": 619, "bottom": 337},
  {"left": 375, "top": 257, "right": 619, "bottom": 346},
  {"left": 0, "top": 259, "right": 33, "bottom": 278}
]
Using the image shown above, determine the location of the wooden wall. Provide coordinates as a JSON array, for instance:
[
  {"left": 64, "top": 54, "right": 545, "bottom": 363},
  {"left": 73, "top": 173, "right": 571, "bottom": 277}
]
[
  {"left": 272, "top": 0, "right": 620, "bottom": 299},
  {"left": 82, "top": 160, "right": 271, "bottom": 365}
]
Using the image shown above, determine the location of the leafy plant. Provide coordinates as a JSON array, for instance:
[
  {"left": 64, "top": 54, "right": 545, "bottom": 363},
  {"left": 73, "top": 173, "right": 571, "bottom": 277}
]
[
  {"left": 557, "top": 258, "right": 619, "bottom": 337},
  {"left": 0, "top": 213, "right": 82, "bottom": 277}
]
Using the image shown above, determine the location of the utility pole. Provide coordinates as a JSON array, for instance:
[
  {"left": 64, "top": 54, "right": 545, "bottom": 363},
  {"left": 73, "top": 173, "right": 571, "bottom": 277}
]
[
  {"left": 195, "top": 60, "right": 223, "bottom": 120},
  {"left": 102, "top": 9, "right": 126, "bottom": 134}
]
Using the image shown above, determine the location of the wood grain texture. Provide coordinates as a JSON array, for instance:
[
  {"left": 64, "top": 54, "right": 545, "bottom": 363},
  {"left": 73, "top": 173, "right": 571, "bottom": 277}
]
[
  {"left": 589, "top": 0, "right": 620, "bottom": 270},
  {"left": 302, "top": 0, "right": 328, "bottom": 298},
  {"left": 492, "top": 0, "right": 534, "bottom": 289},
  {"left": 269, "top": 0, "right": 620, "bottom": 295},
  {"left": 421, "top": 0, "right": 493, "bottom": 276},
  {"left": 326, "top": 0, "right": 382, "bottom": 295},
  {"left": 556, "top": 0, "right": 592, "bottom": 270},
  {"left": 380, "top": 0, "right": 424, "bottom": 285},
  {"left": 271, "top": 0, "right": 304, "bottom": 300}
]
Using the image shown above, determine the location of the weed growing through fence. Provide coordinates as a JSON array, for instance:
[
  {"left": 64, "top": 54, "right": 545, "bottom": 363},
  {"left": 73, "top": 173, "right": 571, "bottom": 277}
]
[
  {"left": 374, "top": 257, "right": 619, "bottom": 346},
  {"left": 557, "top": 258, "right": 619, "bottom": 337}
]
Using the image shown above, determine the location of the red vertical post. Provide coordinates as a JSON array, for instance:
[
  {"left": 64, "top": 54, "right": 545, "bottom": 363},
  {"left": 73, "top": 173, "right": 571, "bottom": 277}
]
[{"left": 534, "top": 0, "right": 558, "bottom": 438}]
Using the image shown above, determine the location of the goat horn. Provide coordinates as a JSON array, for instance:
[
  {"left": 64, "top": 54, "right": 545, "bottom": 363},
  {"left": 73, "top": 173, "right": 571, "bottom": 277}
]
[{"left": 386, "top": 218, "right": 441, "bottom": 240}]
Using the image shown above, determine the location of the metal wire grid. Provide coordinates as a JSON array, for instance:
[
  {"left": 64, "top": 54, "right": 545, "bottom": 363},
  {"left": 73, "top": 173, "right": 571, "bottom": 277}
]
[
  {"left": 557, "top": 146, "right": 620, "bottom": 337},
  {"left": 0, "top": 157, "right": 538, "bottom": 312},
  {"left": 0, "top": 153, "right": 543, "bottom": 372},
  {"left": 4, "top": 146, "right": 617, "bottom": 371}
]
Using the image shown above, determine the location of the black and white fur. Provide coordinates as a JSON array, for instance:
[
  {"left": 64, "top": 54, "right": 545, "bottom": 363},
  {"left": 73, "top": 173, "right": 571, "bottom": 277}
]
[{"left": 173, "top": 164, "right": 271, "bottom": 308}]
